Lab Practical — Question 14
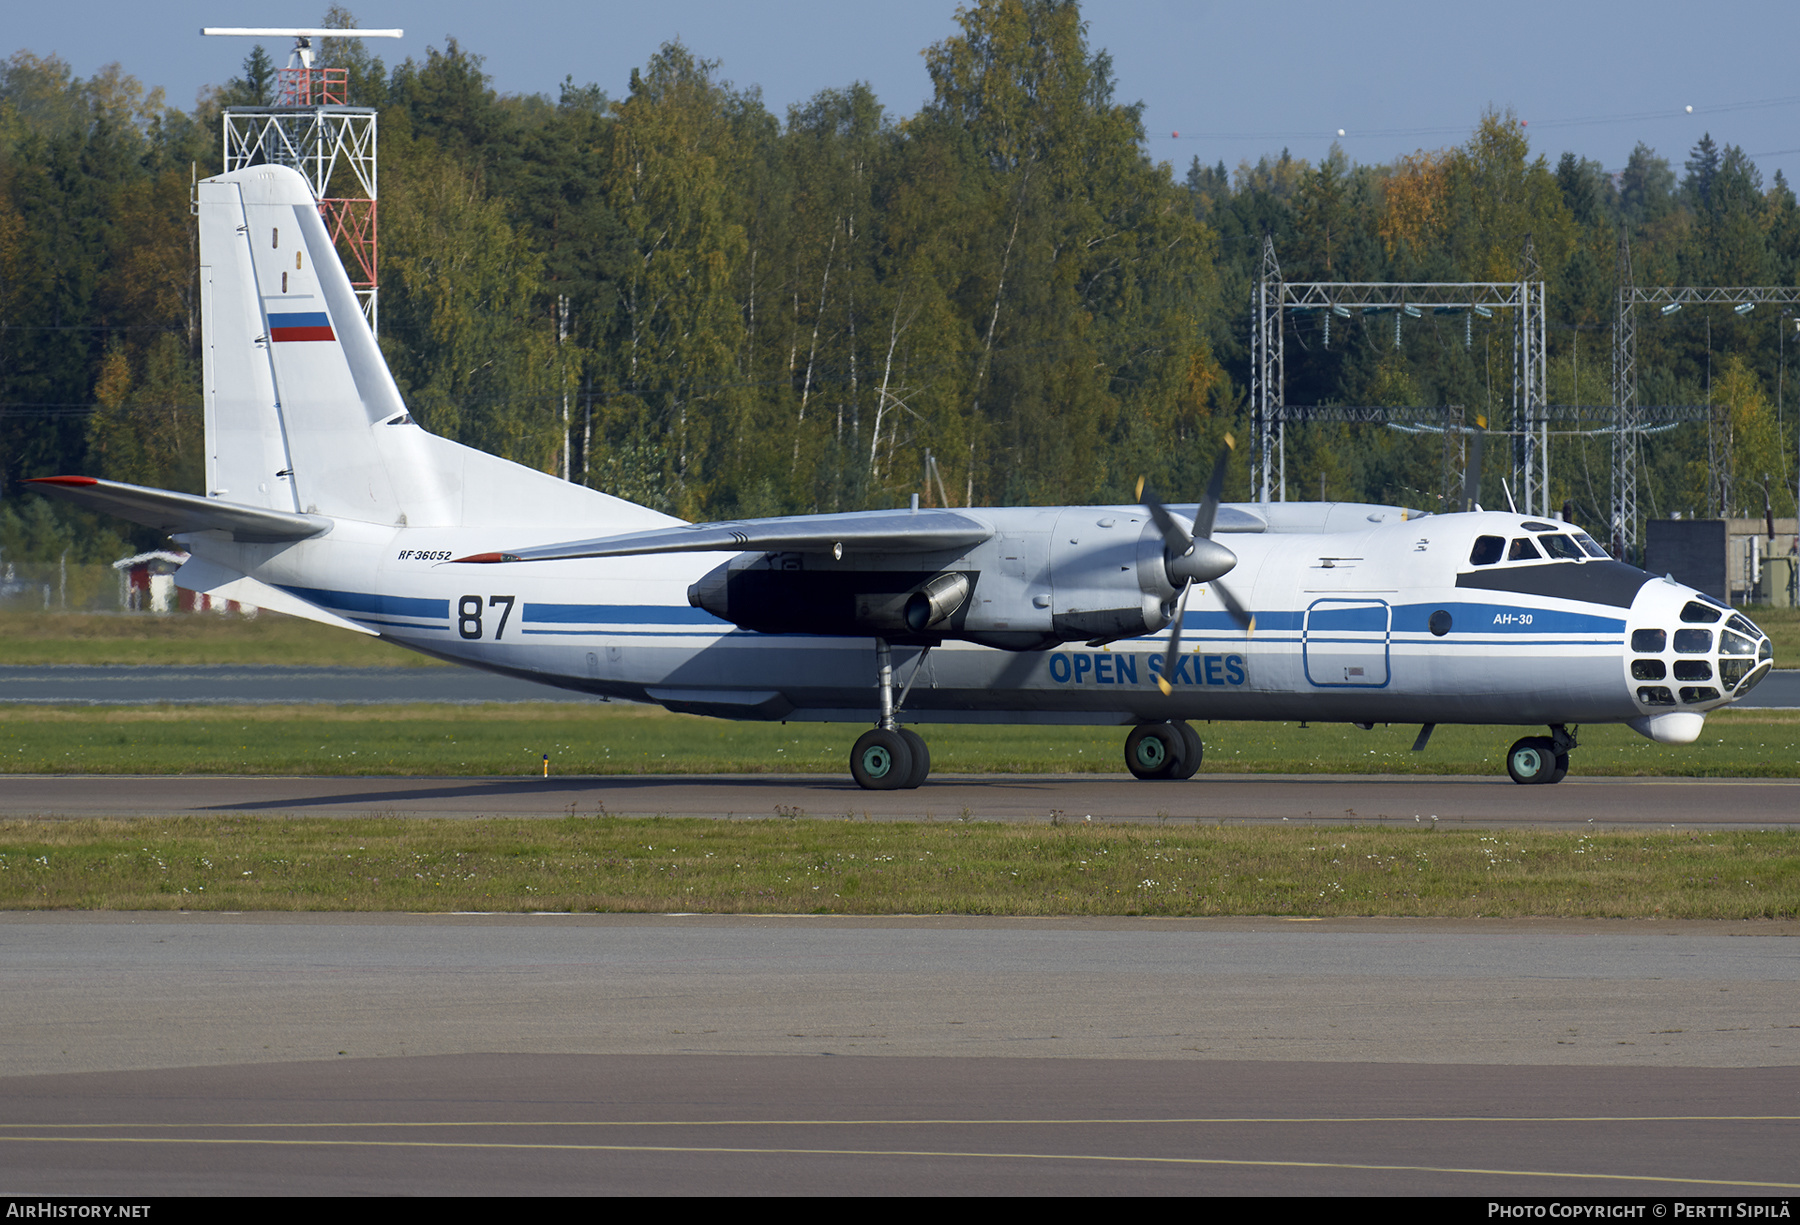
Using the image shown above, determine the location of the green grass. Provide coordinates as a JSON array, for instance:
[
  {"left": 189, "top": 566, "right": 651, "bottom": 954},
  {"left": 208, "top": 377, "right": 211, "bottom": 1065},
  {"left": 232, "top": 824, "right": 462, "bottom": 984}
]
[
  {"left": 0, "top": 610, "right": 444, "bottom": 666},
  {"left": 2, "top": 703, "right": 1798, "bottom": 777},
  {"left": 2, "top": 815, "right": 1794, "bottom": 918}
]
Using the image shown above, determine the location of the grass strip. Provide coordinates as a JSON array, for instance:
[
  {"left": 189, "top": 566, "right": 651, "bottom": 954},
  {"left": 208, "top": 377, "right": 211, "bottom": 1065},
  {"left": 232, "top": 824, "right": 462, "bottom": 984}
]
[
  {"left": 0, "top": 611, "right": 443, "bottom": 667},
  {"left": 2, "top": 704, "right": 1798, "bottom": 777},
  {"left": 1, "top": 816, "right": 1794, "bottom": 918}
]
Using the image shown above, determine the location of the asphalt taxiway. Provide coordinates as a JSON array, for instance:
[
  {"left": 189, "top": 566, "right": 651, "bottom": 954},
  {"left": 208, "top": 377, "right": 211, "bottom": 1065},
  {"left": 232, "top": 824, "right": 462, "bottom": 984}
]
[
  {"left": 2, "top": 913, "right": 1798, "bottom": 1195},
  {"left": 6, "top": 771, "right": 1800, "bottom": 827}
]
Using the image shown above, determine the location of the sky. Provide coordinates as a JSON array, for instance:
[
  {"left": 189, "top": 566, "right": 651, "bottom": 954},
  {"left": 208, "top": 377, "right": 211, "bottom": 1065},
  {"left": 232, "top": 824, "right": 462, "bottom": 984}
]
[{"left": 13, "top": 1, "right": 1800, "bottom": 186}]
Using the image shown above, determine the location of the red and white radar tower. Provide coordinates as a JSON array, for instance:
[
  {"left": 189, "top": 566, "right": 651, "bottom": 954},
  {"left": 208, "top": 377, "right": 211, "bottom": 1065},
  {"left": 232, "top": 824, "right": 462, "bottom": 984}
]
[{"left": 203, "top": 26, "right": 403, "bottom": 333}]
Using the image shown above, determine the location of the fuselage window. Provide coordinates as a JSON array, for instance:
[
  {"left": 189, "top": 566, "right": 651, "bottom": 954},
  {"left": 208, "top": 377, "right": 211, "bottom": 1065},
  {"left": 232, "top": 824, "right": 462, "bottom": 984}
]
[
  {"left": 1507, "top": 537, "right": 1541, "bottom": 561},
  {"left": 1469, "top": 536, "right": 1504, "bottom": 565},
  {"left": 1630, "top": 628, "right": 1665, "bottom": 653},
  {"left": 1672, "top": 628, "right": 1712, "bottom": 654},
  {"left": 1637, "top": 685, "right": 1676, "bottom": 706},
  {"left": 1673, "top": 659, "right": 1711, "bottom": 681},
  {"left": 1573, "top": 533, "right": 1609, "bottom": 558},
  {"left": 1631, "top": 659, "right": 1666, "bottom": 680},
  {"left": 1680, "top": 601, "right": 1722, "bottom": 624},
  {"left": 1540, "top": 534, "right": 1583, "bottom": 560},
  {"left": 1679, "top": 686, "right": 1721, "bottom": 705}
]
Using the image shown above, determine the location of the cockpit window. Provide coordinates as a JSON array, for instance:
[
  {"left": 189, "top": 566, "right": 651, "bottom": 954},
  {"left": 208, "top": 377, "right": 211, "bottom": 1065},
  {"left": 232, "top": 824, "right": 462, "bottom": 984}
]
[
  {"left": 1727, "top": 613, "right": 1762, "bottom": 638},
  {"left": 1469, "top": 535, "right": 1504, "bottom": 566},
  {"left": 1737, "top": 661, "right": 1772, "bottom": 696},
  {"left": 1680, "top": 601, "right": 1722, "bottom": 624},
  {"left": 1507, "top": 537, "right": 1541, "bottom": 561},
  {"left": 1522, "top": 521, "right": 1558, "bottom": 531},
  {"left": 1539, "top": 534, "right": 1584, "bottom": 560},
  {"left": 1631, "top": 628, "right": 1665, "bottom": 653},
  {"left": 1720, "top": 630, "right": 1757, "bottom": 656},
  {"left": 1573, "top": 533, "right": 1609, "bottom": 558}
]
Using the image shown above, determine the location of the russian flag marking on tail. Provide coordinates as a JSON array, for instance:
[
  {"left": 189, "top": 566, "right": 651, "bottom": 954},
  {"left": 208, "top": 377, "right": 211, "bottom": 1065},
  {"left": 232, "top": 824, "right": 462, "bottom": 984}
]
[{"left": 268, "top": 311, "right": 335, "bottom": 342}]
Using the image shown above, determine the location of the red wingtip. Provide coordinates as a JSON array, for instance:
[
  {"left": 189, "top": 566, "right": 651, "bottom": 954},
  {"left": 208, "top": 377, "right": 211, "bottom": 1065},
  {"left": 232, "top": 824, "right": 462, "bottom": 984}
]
[
  {"left": 27, "top": 475, "right": 99, "bottom": 486},
  {"left": 451, "top": 552, "right": 517, "bottom": 564}
]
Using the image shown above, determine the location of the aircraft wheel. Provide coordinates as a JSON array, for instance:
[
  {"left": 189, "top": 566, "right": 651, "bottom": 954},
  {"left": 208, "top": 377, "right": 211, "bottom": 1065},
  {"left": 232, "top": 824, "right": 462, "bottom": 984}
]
[
  {"left": 1125, "top": 722, "right": 1186, "bottom": 780},
  {"left": 898, "top": 728, "right": 931, "bottom": 789},
  {"left": 1506, "top": 736, "right": 1558, "bottom": 785},
  {"left": 851, "top": 728, "right": 914, "bottom": 791},
  {"left": 1550, "top": 752, "right": 1570, "bottom": 784},
  {"left": 1172, "top": 721, "right": 1203, "bottom": 780}
]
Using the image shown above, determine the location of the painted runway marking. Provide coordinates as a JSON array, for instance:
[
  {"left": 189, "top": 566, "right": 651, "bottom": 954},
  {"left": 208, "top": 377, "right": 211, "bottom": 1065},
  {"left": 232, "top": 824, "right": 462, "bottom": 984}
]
[{"left": 0, "top": 1133, "right": 1795, "bottom": 1189}]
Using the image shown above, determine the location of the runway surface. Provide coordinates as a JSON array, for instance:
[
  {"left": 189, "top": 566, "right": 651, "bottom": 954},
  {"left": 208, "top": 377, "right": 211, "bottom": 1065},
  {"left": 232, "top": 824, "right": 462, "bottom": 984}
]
[
  {"left": 3, "top": 663, "right": 1798, "bottom": 706},
  {"left": 2, "top": 913, "right": 1798, "bottom": 1195},
  {"left": 8, "top": 771, "right": 1800, "bottom": 827}
]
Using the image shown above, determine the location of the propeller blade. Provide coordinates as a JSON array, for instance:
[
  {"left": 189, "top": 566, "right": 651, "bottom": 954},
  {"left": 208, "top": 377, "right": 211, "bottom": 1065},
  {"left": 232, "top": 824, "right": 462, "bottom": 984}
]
[
  {"left": 1191, "top": 433, "right": 1234, "bottom": 541},
  {"left": 1140, "top": 483, "right": 1193, "bottom": 556},
  {"left": 1213, "top": 578, "right": 1256, "bottom": 637},
  {"left": 1157, "top": 582, "right": 1190, "bottom": 696},
  {"left": 1461, "top": 416, "right": 1485, "bottom": 513}
]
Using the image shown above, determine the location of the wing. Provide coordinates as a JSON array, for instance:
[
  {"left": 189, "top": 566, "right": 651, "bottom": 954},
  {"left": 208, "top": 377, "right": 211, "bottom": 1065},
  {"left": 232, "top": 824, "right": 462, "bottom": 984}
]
[
  {"left": 27, "top": 476, "right": 330, "bottom": 544},
  {"left": 454, "top": 507, "right": 994, "bottom": 564}
]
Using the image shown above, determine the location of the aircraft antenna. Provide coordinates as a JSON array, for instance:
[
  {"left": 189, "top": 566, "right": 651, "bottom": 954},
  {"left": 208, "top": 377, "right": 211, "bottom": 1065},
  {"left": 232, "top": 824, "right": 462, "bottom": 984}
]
[{"left": 203, "top": 25, "right": 403, "bottom": 334}]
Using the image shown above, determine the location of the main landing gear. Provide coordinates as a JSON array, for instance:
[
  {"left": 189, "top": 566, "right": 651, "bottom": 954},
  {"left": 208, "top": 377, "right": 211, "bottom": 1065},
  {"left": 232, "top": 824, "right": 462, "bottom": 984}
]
[
  {"left": 1124, "top": 720, "right": 1203, "bottom": 780},
  {"left": 850, "top": 640, "right": 931, "bottom": 790},
  {"left": 1506, "top": 724, "right": 1577, "bottom": 785}
]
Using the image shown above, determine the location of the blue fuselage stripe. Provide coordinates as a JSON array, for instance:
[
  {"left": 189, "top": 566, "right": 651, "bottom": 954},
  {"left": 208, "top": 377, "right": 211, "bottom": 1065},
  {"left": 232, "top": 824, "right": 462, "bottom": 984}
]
[
  {"left": 280, "top": 586, "right": 450, "bottom": 620},
  {"left": 523, "top": 603, "right": 725, "bottom": 626}
]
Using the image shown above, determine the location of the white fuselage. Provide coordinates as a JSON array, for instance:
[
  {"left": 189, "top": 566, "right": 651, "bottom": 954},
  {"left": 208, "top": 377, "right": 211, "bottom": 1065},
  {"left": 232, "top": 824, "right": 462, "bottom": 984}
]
[{"left": 181, "top": 507, "right": 1767, "bottom": 732}]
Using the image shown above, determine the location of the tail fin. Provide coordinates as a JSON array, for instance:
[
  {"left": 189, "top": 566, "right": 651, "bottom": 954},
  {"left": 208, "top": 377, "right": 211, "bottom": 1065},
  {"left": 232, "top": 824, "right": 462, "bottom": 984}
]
[
  {"left": 200, "top": 166, "right": 416, "bottom": 521},
  {"left": 199, "top": 165, "right": 674, "bottom": 535}
]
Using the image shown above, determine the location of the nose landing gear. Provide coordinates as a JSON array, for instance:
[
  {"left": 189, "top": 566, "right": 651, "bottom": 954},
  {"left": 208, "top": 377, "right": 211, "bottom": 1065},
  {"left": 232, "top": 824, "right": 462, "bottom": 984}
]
[{"left": 1506, "top": 724, "right": 1576, "bottom": 785}]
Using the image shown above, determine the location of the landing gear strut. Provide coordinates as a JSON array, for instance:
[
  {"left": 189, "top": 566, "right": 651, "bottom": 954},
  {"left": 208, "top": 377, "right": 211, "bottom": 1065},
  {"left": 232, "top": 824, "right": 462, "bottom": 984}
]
[
  {"left": 1506, "top": 724, "right": 1576, "bottom": 785},
  {"left": 1125, "top": 720, "right": 1203, "bottom": 780},
  {"left": 850, "top": 640, "right": 931, "bottom": 790}
]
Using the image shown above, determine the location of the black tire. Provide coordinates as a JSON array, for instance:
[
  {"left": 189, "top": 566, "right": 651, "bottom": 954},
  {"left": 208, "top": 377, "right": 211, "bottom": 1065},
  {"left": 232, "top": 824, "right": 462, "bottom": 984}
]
[
  {"left": 1125, "top": 722, "right": 1185, "bottom": 780},
  {"left": 1506, "top": 736, "right": 1556, "bottom": 785},
  {"left": 1172, "top": 721, "right": 1203, "bottom": 780},
  {"left": 851, "top": 728, "right": 914, "bottom": 791},
  {"left": 1550, "top": 752, "right": 1569, "bottom": 784},
  {"left": 898, "top": 728, "right": 931, "bottom": 789}
]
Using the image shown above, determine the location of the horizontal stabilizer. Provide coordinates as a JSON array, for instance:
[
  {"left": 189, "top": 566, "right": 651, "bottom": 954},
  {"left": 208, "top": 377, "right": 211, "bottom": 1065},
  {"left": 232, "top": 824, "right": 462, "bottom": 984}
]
[
  {"left": 172, "top": 555, "right": 376, "bottom": 635},
  {"left": 28, "top": 476, "right": 330, "bottom": 543},
  {"left": 455, "top": 508, "right": 995, "bottom": 564}
]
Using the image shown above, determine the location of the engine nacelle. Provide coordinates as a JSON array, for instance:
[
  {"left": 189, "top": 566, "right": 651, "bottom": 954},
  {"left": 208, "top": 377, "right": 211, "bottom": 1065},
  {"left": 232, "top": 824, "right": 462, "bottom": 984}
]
[
  {"left": 688, "top": 553, "right": 975, "bottom": 641},
  {"left": 684, "top": 506, "right": 1236, "bottom": 650}
]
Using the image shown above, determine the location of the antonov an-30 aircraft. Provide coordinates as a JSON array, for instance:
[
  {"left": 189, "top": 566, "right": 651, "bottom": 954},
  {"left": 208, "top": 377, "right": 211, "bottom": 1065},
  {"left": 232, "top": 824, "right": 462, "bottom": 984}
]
[{"left": 32, "top": 166, "right": 1778, "bottom": 789}]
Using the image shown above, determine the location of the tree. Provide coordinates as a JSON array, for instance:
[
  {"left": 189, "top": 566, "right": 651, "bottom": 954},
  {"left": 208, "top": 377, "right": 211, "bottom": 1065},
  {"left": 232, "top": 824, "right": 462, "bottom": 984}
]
[
  {"left": 221, "top": 46, "right": 274, "bottom": 108},
  {"left": 1684, "top": 133, "right": 1721, "bottom": 212},
  {"left": 378, "top": 143, "right": 560, "bottom": 470},
  {"left": 1619, "top": 143, "right": 1676, "bottom": 227},
  {"left": 596, "top": 43, "right": 750, "bottom": 515}
]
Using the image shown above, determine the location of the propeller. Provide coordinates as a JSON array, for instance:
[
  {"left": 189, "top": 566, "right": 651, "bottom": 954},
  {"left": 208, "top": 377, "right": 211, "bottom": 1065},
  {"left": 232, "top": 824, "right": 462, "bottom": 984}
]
[{"left": 1138, "top": 435, "right": 1254, "bottom": 697}]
